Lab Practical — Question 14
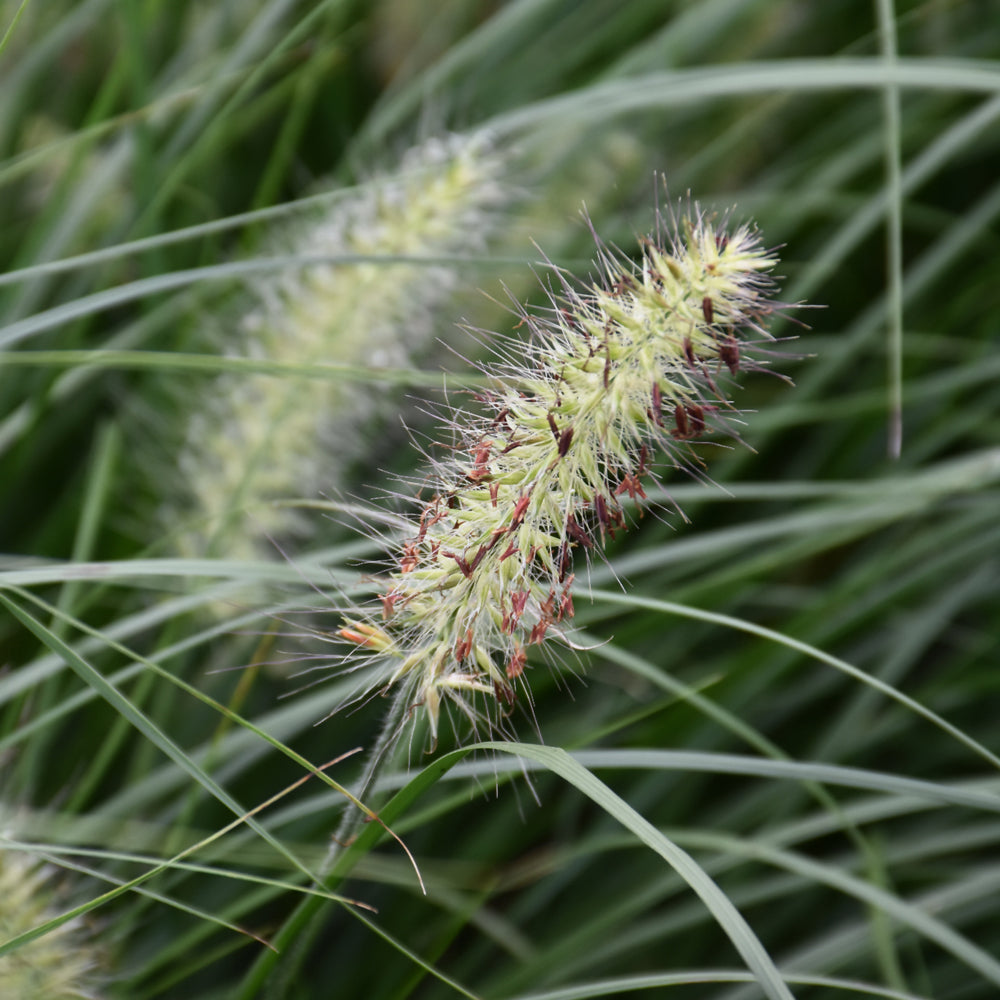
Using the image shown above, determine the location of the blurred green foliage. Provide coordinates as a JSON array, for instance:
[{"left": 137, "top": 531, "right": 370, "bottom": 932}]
[{"left": 1, "top": 1, "right": 998, "bottom": 998}]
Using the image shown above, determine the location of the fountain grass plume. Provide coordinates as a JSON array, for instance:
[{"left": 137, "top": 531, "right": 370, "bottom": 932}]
[
  {"left": 338, "top": 199, "right": 792, "bottom": 746},
  {"left": 0, "top": 848, "right": 104, "bottom": 999},
  {"left": 165, "top": 131, "right": 507, "bottom": 563}
]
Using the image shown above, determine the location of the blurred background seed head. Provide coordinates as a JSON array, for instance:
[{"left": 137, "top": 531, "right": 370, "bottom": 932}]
[
  {"left": 153, "top": 130, "right": 509, "bottom": 565},
  {"left": 0, "top": 838, "right": 105, "bottom": 1000}
]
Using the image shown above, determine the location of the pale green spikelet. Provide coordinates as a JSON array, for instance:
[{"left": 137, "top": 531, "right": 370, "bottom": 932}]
[
  {"left": 0, "top": 850, "right": 104, "bottom": 999},
  {"left": 167, "top": 131, "right": 506, "bottom": 562},
  {"left": 339, "top": 201, "right": 791, "bottom": 744}
]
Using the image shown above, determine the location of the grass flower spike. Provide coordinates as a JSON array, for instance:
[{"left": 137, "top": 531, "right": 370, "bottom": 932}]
[
  {"left": 340, "top": 202, "right": 788, "bottom": 744},
  {"left": 0, "top": 849, "right": 104, "bottom": 998},
  {"left": 167, "top": 132, "right": 506, "bottom": 562}
]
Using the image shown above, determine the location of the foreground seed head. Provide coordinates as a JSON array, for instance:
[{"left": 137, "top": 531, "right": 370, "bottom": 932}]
[{"left": 339, "top": 201, "right": 790, "bottom": 745}]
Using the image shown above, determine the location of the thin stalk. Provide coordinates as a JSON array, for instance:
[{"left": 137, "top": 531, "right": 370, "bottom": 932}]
[{"left": 235, "top": 686, "right": 412, "bottom": 1000}]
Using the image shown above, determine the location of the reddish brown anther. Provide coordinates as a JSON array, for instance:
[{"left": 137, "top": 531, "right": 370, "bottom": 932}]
[
  {"left": 615, "top": 471, "right": 648, "bottom": 502},
  {"left": 687, "top": 403, "right": 705, "bottom": 436},
  {"left": 672, "top": 402, "right": 706, "bottom": 440},
  {"left": 566, "top": 514, "right": 593, "bottom": 549},
  {"left": 547, "top": 412, "right": 560, "bottom": 441},
  {"left": 416, "top": 500, "right": 445, "bottom": 543},
  {"left": 529, "top": 620, "right": 549, "bottom": 644},
  {"left": 400, "top": 540, "right": 419, "bottom": 573},
  {"left": 454, "top": 627, "right": 474, "bottom": 662},
  {"left": 594, "top": 492, "right": 609, "bottom": 525},
  {"left": 381, "top": 591, "right": 400, "bottom": 620},
  {"left": 683, "top": 336, "right": 697, "bottom": 367},
  {"left": 557, "top": 544, "right": 573, "bottom": 580},
  {"left": 509, "top": 494, "right": 531, "bottom": 529},
  {"left": 672, "top": 401, "right": 690, "bottom": 439},
  {"left": 593, "top": 493, "right": 625, "bottom": 539},
  {"left": 494, "top": 678, "right": 516, "bottom": 706},
  {"left": 651, "top": 381, "right": 664, "bottom": 425},
  {"left": 539, "top": 589, "right": 556, "bottom": 619},
  {"left": 558, "top": 426, "right": 574, "bottom": 457},
  {"left": 447, "top": 551, "right": 473, "bottom": 578},
  {"left": 500, "top": 591, "right": 530, "bottom": 636},
  {"left": 719, "top": 334, "right": 740, "bottom": 375},
  {"left": 468, "top": 441, "right": 493, "bottom": 483},
  {"left": 557, "top": 581, "right": 574, "bottom": 622},
  {"left": 506, "top": 645, "right": 527, "bottom": 680},
  {"left": 469, "top": 545, "right": 489, "bottom": 574}
]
